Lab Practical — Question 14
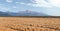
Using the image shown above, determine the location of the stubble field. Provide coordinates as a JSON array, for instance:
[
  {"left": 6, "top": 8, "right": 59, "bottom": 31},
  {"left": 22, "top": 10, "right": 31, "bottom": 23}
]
[{"left": 0, "top": 17, "right": 60, "bottom": 31}]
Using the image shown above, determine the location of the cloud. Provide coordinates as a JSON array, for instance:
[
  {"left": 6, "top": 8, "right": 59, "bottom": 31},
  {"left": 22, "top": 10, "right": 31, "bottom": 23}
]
[
  {"left": 16, "top": 0, "right": 52, "bottom": 8},
  {"left": 15, "top": 0, "right": 60, "bottom": 8},
  {"left": 30, "top": 0, "right": 52, "bottom": 8},
  {"left": 17, "top": 0, "right": 60, "bottom": 8},
  {"left": 27, "top": 3, "right": 32, "bottom": 6},
  {"left": 6, "top": 0, "right": 13, "bottom": 3},
  {"left": 31, "top": 0, "right": 41, "bottom": 3},
  {"left": 20, "top": 2, "right": 25, "bottom": 4},
  {"left": 30, "top": 0, "right": 60, "bottom": 8},
  {"left": 0, "top": 7, "right": 10, "bottom": 12},
  {"left": 16, "top": 2, "right": 25, "bottom": 5},
  {"left": 0, "top": 4, "right": 11, "bottom": 12},
  {"left": 48, "top": 0, "right": 60, "bottom": 7},
  {"left": 13, "top": 6, "right": 17, "bottom": 9}
]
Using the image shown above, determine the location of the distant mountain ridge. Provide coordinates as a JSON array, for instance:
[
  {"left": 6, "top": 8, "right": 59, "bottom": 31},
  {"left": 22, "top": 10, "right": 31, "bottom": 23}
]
[
  {"left": 0, "top": 11, "right": 10, "bottom": 16},
  {"left": 0, "top": 11, "right": 49, "bottom": 16}
]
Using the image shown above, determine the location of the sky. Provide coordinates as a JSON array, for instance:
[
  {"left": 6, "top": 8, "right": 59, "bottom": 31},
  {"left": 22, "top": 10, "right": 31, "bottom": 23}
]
[{"left": 0, "top": 0, "right": 60, "bottom": 16}]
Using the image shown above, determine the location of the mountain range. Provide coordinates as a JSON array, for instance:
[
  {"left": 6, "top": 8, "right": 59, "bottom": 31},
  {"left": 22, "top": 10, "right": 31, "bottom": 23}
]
[{"left": 0, "top": 11, "right": 49, "bottom": 16}]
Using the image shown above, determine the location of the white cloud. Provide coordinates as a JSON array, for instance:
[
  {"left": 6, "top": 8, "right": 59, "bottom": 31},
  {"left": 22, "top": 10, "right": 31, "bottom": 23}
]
[
  {"left": 31, "top": 0, "right": 41, "bottom": 3},
  {"left": 0, "top": 7, "right": 10, "bottom": 12},
  {"left": 6, "top": 0, "right": 13, "bottom": 3},
  {"left": 27, "top": 3, "right": 32, "bottom": 6},
  {"left": 16, "top": 2, "right": 25, "bottom": 5},
  {"left": 30, "top": 0, "right": 60, "bottom": 8},
  {"left": 20, "top": 2, "right": 25, "bottom": 4},
  {"left": 13, "top": 6, "right": 17, "bottom": 9},
  {"left": 0, "top": 4, "right": 11, "bottom": 12},
  {"left": 17, "top": 0, "right": 52, "bottom": 8},
  {"left": 30, "top": 0, "right": 52, "bottom": 8},
  {"left": 48, "top": 0, "right": 60, "bottom": 7},
  {"left": 16, "top": 2, "right": 19, "bottom": 4},
  {"left": 16, "top": 0, "right": 60, "bottom": 8}
]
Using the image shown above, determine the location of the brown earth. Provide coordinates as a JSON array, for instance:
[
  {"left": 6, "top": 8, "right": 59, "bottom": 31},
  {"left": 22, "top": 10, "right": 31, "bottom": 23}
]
[{"left": 0, "top": 17, "right": 60, "bottom": 31}]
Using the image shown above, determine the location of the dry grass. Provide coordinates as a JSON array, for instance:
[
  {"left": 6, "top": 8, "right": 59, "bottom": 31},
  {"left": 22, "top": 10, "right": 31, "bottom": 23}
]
[{"left": 0, "top": 17, "right": 60, "bottom": 31}]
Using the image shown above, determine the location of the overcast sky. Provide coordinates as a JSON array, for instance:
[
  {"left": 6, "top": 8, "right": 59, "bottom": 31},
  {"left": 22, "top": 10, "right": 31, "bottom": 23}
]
[{"left": 0, "top": 0, "right": 60, "bottom": 16}]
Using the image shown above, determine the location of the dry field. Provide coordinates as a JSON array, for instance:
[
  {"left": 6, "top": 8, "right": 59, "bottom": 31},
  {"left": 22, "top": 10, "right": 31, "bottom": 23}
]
[{"left": 0, "top": 17, "right": 60, "bottom": 31}]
